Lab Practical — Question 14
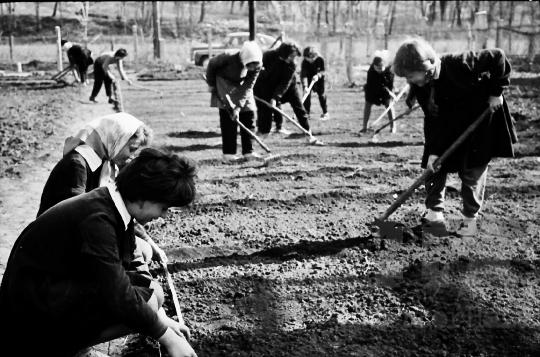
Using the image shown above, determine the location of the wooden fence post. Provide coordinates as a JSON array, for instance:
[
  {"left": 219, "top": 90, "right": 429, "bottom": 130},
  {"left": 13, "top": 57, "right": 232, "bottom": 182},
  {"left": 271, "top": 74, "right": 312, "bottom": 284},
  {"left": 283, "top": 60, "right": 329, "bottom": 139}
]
[
  {"left": 133, "top": 24, "right": 138, "bottom": 60},
  {"left": 9, "top": 35, "right": 14, "bottom": 61},
  {"left": 55, "top": 26, "right": 63, "bottom": 71}
]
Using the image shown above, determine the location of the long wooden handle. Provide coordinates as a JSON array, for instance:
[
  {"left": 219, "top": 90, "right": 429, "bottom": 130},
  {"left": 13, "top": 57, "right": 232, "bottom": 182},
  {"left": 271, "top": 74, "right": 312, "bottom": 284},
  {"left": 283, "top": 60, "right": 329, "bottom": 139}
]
[
  {"left": 162, "top": 262, "right": 184, "bottom": 325},
  {"left": 302, "top": 77, "right": 318, "bottom": 103},
  {"left": 254, "top": 95, "right": 313, "bottom": 137},
  {"left": 372, "top": 105, "right": 420, "bottom": 136},
  {"left": 51, "top": 66, "right": 71, "bottom": 80},
  {"left": 368, "top": 84, "right": 409, "bottom": 129},
  {"left": 377, "top": 108, "right": 492, "bottom": 222},
  {"left": 224, "top": 95, "right": 271, "bottom": 154},
  {"left": 131, "top": 82, "right": 161, "bottom": 94}
]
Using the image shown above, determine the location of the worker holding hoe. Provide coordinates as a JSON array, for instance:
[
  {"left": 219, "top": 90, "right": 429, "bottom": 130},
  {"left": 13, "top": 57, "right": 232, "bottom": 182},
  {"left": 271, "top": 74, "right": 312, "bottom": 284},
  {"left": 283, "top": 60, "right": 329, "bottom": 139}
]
[
  {"left": 206, "top": 40, "right": 263, "bottom": 164},
  {"left": 254, "top": 42, "right": 312, "bottom": 139},
  {"left": 392, "top": 38, "right": 516, "bottom": 237},
  {"left": 90, "top": 48, "right": 133, "bottom": 104},
  {"left": 61, "top": 39, "right": 93, "bottom": 85},
  {"left": 0, "top": 149, "right": 198, "bottom": 357},
  {"left": 301, "top": 46, "right": 330, "bottom": 121}
]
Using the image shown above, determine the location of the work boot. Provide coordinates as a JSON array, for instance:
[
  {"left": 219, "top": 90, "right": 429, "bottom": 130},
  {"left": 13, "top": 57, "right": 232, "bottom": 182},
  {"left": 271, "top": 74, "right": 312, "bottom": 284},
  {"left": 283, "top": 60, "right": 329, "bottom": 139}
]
[
  {"left": 320, "top": 112, "right": 331, "bottom": 121},
  {"left": 222, "top": 154, "right": 241, "bottom": 164},
  {"left": 390, "top": 124, "right": 397, "bottom": 134},
  {"left": 243, "top": 152, "right": 263, "bottom": 160},
  {"left": 108, "top": 97, "right": 115, "bottom": 104},
  {"left": 412, "top": 209, "right": 448, "bottom": 237},
  {"left": 456, "top": 217, "right": 478, "bottom": 237},
  {"left": 274, "top": 127, "right": 292, "bottom": 135},
  {"left": 89, "top": 96, "right": 98, "bottom": 103}
]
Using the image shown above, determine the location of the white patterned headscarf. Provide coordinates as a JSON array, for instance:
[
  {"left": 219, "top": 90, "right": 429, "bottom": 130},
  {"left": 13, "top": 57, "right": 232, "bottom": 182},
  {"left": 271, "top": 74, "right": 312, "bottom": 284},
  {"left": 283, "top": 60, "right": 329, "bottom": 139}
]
[{"left": 63, "top": 112, "right": 144, "bottom": 186}]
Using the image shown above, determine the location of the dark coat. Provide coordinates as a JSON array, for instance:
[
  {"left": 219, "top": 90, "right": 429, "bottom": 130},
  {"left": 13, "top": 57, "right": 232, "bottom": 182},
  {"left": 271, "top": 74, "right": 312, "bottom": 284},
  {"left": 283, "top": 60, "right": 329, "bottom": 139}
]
[
  {"left": 301, "top": 56, "right": 325, "bottom": 79},
  {"left": 37, "top": 150, "right": 102, "bottom": 217},
  {"left": 411, "top": 48, "right": 517, "bottom": 173},
  {"left": 254, "top": 49, "right": 297, "bottom": 102},
  {"left": 206, "top": 52, "right": 260, "bottom": 112},
  {"left": 0, "top": 187, "right": 166, "bottom": 354},
  {"left": 364, "top": 65, "right": 394, "bottom": 106}
]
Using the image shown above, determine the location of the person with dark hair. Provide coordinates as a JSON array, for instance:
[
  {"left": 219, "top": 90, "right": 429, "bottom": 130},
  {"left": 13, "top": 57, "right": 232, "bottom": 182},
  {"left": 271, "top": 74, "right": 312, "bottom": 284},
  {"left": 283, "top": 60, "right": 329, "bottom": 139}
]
[
  {"left": 61, "top": 39, "right": 94, "bottom": 85},
  {"left": 254, "top": 42, "right": 311, "bottom": 138},
  {"left": 361, "top": 50, "right": 396, "bottom": 134},
  {"left": 90, "top": 48, "right": 132, "bottom": 103},
  {"left": 36, "top": 113, "right": 168, "bottom": 271},
  {"left": 206, "top": 41, "right": 263, "bottom": 163},
  {"left": 393, "top": 38, "right": 516, "bottom": 237},
  {"left": 0, "top": 148, "right": 198, "bottom": 357},
  {"left": 301, "top": 46, "right": 329, "bottom": 120}
]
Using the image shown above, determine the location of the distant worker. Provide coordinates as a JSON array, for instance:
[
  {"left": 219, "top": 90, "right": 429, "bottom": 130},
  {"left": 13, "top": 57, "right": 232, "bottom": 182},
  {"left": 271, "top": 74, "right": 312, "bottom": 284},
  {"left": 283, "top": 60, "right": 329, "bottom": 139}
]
[
  {"left": 361, "top": 50, "right": 396, "bottom": 134},
  {"left": 206, "top": 41, "right": 263, "bottom": 164},
  {"left": 254, "top": 42, "right": 312, "bottom": 139},
  {"left": 90, "top": 48, "right": 132, "bottom": 103},
  {"left": 61, "top": 39, "right": 93, "bottom": 85},
  {"left": 301, "top": 46, "right": 330, "bottom": 121}
]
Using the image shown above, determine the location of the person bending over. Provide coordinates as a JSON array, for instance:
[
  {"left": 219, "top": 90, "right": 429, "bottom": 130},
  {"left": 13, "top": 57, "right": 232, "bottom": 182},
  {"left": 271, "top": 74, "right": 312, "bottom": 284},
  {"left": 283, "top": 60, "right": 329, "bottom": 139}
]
[
  {"left": 90, "top": 48, "right": 132, "bottom": 103},
  {"left": 301, "top": 46, "right": 330, "bottom": 121}
]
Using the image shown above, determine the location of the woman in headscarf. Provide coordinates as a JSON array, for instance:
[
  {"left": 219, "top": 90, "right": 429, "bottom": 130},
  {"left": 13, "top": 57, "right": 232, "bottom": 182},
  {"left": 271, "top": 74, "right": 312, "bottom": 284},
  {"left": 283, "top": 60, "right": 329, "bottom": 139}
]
[
  {"left": 206, "top": 40, "right": 263, "bottom": 163},
  {"left": 37, "top": 112, "right": 167, "bottom": 264}
]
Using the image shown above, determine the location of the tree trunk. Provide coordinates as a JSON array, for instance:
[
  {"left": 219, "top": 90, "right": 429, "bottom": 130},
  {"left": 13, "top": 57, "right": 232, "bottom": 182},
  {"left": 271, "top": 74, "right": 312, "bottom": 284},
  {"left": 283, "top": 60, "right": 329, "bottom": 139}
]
[
  {"left": 174, "top": 1, "right": 181, "bottom": 38},
  {"left": 373, "top": 0, "right": 380, "bottom": 28},
  {"left": 52, "top": 2, "right": 58, "bottom": 17},
  {"left": 317, "top": 0, "right": 322, "bottom": 31},
  {"left": 35, "top": 2, "right": 40, "bottom": 32},
  {"left": 456, "top": 0, "right": 462, "bottom": 27},
  {"left": 439, "top": 1, "right": 447, "bottom": 22},
  {"left": 325, "top": 0, "right": 329, "bottom": 25},
  {"left": 418, "top": 0, "right": 425, "bottom": 18},
  {"left": 332, "top": 0, "right": 337, "bottom": 33},
  {"left": 199, "top": 1, "right": 205, "bottom": 23},
  {"left": 487, "top": 0, "right": 496, "bottom": 30},
  {"left": 387, "top": 1, "right": 397, "bottom": 36}
]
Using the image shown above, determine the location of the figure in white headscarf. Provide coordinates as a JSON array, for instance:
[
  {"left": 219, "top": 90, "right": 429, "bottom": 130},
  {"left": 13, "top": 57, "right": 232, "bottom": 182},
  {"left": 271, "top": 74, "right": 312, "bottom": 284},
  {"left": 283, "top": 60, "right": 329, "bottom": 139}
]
[{"left": 206, "top": 41, "right": 263, "bottom": 163}]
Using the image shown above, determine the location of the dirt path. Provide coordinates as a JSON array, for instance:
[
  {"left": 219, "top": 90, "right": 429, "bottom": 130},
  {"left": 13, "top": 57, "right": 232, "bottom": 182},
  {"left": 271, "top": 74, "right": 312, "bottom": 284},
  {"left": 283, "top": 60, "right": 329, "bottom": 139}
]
[{"left": 0, "top": 88, "right": 115, "bottom": 282}]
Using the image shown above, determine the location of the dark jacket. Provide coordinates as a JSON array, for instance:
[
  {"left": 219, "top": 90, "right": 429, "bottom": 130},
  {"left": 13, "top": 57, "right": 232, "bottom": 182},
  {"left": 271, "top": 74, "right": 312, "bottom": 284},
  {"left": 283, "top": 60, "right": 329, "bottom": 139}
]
[
  {"left": 67, "top": 44, "right": 93, "bottom": 68},
  {"left": 411, "top": 48, "right": 517, "bottom": 172},
  {"left": 364, "top": 64, "right": 394, "bottom": 106},
  {"left": 0, "top": 187, "right": 167, "bottom": 354},
  {"left": 301, "top": 56, "right": 325, "bottom": 79},
  {"left": 206, "top": 52, "right": 260, "bottom": 112},
  {"left": 254, "top": 49, "right": 296, "bottom": 102},
  {"left": 37, "top": 150, "right": 102, "bottom": 217}
]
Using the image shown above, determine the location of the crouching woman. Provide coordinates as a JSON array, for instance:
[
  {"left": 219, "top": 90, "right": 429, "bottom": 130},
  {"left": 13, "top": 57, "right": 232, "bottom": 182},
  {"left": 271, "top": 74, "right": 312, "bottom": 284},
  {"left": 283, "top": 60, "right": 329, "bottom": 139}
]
[{"left": 0, "top": 149, "right": 198, "bottom": 357}]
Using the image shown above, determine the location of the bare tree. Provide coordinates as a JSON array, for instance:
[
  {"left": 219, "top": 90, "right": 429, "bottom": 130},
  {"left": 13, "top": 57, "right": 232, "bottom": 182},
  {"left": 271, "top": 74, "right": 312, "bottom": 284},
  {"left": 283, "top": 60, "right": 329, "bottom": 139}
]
[
  {"left": 317, "top": 1, "right": 322, "bottom": 31},
  {"left": 418, "top": 0, "right": 426, "bottom": 18},
  {"left": 174, "top": 1, "right": 182, "bottom": 38},
  {"left": 52, "top": 2, "right": 58, "bottom": 17},
  {"left": 325, "top": 0, "right": 329, "bottom": 25},
  {"left": 373, "top": 0, "right": 380, "bottom": 27},
  {"left": 35, "top": 2, "right": 40, "bottom": 32},
  {"left": 387, "top": 1, "right": 397, "bottom": 35},
  {"left": 426, "top": 1, "right": 436, "bottom": 26},
  {"left": 332, "top": 0, "right": 338, "bottom": 33},
  {"left": 487, "top": 0, "right": 496, "bottom": 30},
  {"left": 440, "top": 0, "right": 447, "bottom": 22},
  {"left": 199, "top": 1, "right": 206, "bottom": 23}
]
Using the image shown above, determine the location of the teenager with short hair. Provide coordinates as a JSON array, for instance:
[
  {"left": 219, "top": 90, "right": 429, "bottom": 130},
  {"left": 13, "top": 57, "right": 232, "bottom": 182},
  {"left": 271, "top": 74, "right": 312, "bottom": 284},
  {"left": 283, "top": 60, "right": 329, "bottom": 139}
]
[
  {"left": 0, "top": 149, "right": 198, "bottom": 357},
  {"left": 393, "top": 38, "right": 516, "bottom": 237},
  {"left": 361, "top": 50, "right": 396, "bottom": 134},
  {"left": 90, "top": 48, "right": 132, "bottom": 103},
  {"left": 301, "top": 46, "right": 329, "bottom": 121}
]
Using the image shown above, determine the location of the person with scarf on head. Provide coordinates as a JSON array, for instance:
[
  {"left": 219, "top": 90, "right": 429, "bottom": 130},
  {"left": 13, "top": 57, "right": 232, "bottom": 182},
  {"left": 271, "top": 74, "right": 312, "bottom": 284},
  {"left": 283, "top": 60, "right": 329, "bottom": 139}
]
[
  {"left": 61, "top": 39, "right": 94, "bottom": 85},
  {"left": 393, "top": 38, "right": 517, "bottom": 238},
  {"left": 37, "top": 113, "right": 168, "bottom": 267},
  {"left": 206, "top": 41, "right": 263, "bottom": 164},
  {"left": 0, "top": 149, "right": 199, "bottom": 357}
]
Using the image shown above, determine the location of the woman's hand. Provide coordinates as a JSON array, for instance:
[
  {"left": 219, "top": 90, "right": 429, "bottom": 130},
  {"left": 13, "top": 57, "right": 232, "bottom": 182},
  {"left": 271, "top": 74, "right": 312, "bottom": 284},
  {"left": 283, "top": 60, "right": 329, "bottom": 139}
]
[
  {"left": 488, "top": 95, "right": 503, "bottom": 112},
  {"left": 152, "top": 246, "right": 168, "bottom": 263},
  {"left": 165, "top": 315, "right": 191, "bottom": 340},
  {"left": 426, "top": 155, "right": 439, "bottom": 173},
  {"left": 270, "top": 99, "right": 277, "bottom": 107},
  {"left": 158, "top": 328, "right": 197, "bottom": 357}
]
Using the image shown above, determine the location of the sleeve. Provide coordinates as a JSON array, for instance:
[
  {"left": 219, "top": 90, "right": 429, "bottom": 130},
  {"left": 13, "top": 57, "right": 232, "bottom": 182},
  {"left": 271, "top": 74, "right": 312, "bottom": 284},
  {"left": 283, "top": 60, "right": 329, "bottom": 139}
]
[
  {"left": 272, "top": 63, "right": 295, "bottom": 101},
  {"left": 53, "top": 157, "right": 90, "bottom": 202},
  {"left": 317, "top": 57, "right": 325, "bottom": 73},
  {"left": 206, "top": 54, "right": 227, "bottom": 87},
  {"left": 466, "top": 48, "right": 511, "bottom": 97},
  {"left": 117, "top": 60, "right": 128, "bottom": 80},
  {"left": 300, "top": 60, "right": 308, "bottom": 79},
  {"left": 236, "top": 68, "right": 260, "bottom": 108},
  {"left": 384, "top": 69, "right": 395, "bottom": 90},
  {"left": 78, "top": 214, "right": 167, "bottom": 339}
]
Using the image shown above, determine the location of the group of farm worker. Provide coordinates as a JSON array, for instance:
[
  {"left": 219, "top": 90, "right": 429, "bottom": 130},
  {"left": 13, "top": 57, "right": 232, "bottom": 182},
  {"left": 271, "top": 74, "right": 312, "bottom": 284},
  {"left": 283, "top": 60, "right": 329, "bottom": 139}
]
[
  {"left": 206, "top": 40, "right": 330, "bottom": 163},
  {"left": 0, "top": 35, "right": 516, "bottom": 357}
]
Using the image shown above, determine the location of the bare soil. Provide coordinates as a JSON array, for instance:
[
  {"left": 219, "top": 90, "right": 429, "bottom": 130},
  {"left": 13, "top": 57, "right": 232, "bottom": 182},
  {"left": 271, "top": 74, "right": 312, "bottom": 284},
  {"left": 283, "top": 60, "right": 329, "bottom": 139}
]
[{"left": 1, "top": 73, "right": 540, "bottom": 357}]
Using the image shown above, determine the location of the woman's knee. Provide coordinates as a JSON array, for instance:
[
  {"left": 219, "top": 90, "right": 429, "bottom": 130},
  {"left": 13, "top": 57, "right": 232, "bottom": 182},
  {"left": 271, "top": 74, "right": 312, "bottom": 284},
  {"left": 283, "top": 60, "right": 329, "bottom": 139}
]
[{"left": 148, "top": 281, "right": 164, "bottom": 311}]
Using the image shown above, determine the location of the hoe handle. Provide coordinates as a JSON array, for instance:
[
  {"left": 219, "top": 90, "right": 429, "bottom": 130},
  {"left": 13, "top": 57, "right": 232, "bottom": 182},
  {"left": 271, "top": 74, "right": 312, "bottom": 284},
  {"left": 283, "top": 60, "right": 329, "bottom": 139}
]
[{"left": 377, "top": 108, "right": 492, "bottom": 222}]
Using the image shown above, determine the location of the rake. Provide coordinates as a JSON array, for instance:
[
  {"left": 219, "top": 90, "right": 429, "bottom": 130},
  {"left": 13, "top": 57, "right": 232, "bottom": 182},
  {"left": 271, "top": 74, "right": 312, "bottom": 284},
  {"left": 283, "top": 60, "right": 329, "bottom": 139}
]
[
  {"left": 131, "top": 82, "right": 164, "bottom": 98},
  {"left": 371, "top": 105, "right": 421, "bottom": 143}
]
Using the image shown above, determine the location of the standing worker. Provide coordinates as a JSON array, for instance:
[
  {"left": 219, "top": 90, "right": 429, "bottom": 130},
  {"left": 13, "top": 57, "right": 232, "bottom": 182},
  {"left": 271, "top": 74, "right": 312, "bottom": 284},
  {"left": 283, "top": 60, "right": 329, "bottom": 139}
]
[
  {"left": 206, "top": 41, "right": 263, "bottom": 164},
  {"left": 254, "top": 42, "right": 311, "bottom": 139},
  {"left": 361, "top": 50, "right": 396, "bottom": 134},
  {"left": 90, "top": 48, "right": 133, "bottom": 103},
  {"left": 301, "top": 46, "right": 330, "bottom": 121},
  {"left": 61, "top": 39, "right": 93, "bottom": 85},
  {"left": 393, "top": 38, "right": 516, "bottom": 237}
]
